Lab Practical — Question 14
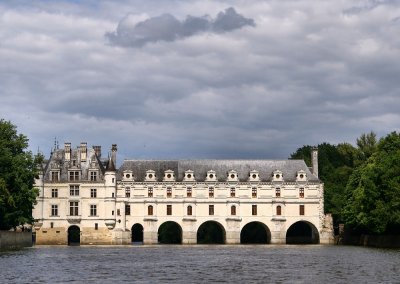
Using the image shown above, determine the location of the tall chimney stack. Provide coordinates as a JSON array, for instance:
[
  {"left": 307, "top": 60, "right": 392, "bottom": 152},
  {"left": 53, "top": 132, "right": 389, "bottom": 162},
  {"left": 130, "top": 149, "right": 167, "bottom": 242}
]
[
  {"left": 312, "top": 147, "right": 318, "bottom": 178},
  {"left": 80, "top": 142, "right": 87, "bottom": 162},
  {"left": 93, "top": 146, "right": 101, "bottom": 158},
  {"left": 111, "top": 144, "right": 117, "bottom": 168},
  {"left": 64, "top": 142, "right": 71, "bottom": 161}
]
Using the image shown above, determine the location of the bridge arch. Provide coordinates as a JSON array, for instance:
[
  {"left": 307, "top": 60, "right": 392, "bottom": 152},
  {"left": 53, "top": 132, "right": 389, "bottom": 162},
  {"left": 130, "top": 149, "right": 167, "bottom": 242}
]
[
  {"left": 131, "top": 223, "right": 144, "bottom": 243},
  {"left": 286, "top": 220, "right": 319, "bottom": 244},
  {"left": 240, "top": 221, "right": 271, "bottom": 244},
  {"left": 67, "top": 225, "right": 80, "bottom": 246},
  {"left": 158, "top": 221, "right": 182, "bottom": 244},
  {"left": 197, "top": 221, "right": 226, "bottom": 244}
]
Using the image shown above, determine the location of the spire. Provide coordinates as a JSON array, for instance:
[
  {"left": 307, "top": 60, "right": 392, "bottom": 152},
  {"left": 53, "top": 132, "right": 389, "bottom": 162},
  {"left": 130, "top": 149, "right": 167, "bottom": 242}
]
[{"left": 105, "top": 154, "right": 116, "bottom": 172}]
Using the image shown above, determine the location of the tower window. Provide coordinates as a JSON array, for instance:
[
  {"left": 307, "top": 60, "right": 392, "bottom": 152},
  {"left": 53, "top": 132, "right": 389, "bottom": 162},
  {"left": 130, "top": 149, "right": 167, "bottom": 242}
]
[
  {"left": 300, "top": 205, "right": 305, "bottom": 215},
  {"left": 209, "top": 188, "right": 214, "bottom": 198},
  {"left": 252, "top": 205, "right": 257, "bottom": 216},
  {"left": 231, "top": 205, "right": 236, "bottom": 216},
  {"left": 276, "top": 205, "right": 282, "bottom": 216},
  {"left": 167, "top": 205, "right": 172, "bottom": 215},
  {"left": 209, "top": 205, "right": 214, "bottom": 216},
  {"left": 187, "top": 205, "right": 192, "bottom": 216},
  {"left": 148, "top": 205, "right": 153, "bottom": 216}
]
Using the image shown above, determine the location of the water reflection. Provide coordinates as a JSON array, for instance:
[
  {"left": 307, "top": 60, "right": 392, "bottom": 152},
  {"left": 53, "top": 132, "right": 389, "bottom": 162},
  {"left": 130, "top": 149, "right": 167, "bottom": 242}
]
[{"left": 0, "top": 245, "right": 399, "bottom": 283}]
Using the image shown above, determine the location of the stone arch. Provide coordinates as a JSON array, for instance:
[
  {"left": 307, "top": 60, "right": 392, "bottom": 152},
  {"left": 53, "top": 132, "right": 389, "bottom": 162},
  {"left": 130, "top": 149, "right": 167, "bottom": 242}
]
[
  {"left": 240, "top": 221, "right": 271, "bottom": 244},
  {"left": 158, "top": 221, "right": 182, "bottom": 244},
  {"left": 286, "top": 221, "right": 319, "bottom": 244},
  {"left": 197, "top": 221, "right": 226, "bottom": 244},
  {"left": 131, "top": 223, "right": 144, "bottom": 243},
  {"left": 67, "top": 225, "right": 80, "bottom": 246}
]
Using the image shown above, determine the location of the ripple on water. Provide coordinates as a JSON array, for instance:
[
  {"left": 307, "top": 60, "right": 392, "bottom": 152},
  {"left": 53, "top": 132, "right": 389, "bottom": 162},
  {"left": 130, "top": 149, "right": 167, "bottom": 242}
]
[{"left": 1, "top": 245, "right": 399, "bottom": 283}]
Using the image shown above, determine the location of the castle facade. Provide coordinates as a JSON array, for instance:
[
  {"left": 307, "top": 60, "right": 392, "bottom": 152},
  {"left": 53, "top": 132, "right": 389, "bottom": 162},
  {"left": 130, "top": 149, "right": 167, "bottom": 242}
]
[{"left": 33, "top": 143, "right": 334, "bottom": 245}]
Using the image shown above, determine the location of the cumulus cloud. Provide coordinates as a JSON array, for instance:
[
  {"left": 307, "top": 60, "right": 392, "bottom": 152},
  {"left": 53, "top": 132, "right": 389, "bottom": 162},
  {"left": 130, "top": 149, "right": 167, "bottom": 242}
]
[{"left": 106, "top": 7, "right": 255, "bottom": 47}]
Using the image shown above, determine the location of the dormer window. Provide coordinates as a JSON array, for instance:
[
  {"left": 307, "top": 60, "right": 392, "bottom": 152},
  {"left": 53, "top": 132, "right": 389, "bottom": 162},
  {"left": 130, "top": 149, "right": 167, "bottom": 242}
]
[
  {"left": 272, "top": 170, "right": 283, "bottom": 182},
  {"left": 123, "top": 170, "right": 134, "bottom": 181},
  {"left": 163, "top": 170, "right": 175, "bottom": 182},
  {"left": 249, "top": 170, "right": 259, "bottom": 182},
  {"left": 184, "top": 170, "right": 195, "bottom": 182},
  {"left": 296, "top": 170, "right": 307, "bottom": 182},
  {"left": 69, "top": 170, "right": 80, "bottom": 181},
  {"left": 51, "top": 171, "right": 60, "bottom": 182},
  {"left": 145, "top": 170, "right": 156, "bottom": 182},
  {"left": 228, "top": 170, "right": 238, "bottom": 182},
  {"left": 206, "top": 170, "right": 217, "bottom": 182},
  {"left": 89, "top": 171, "right": 98, "bottom": 182}
]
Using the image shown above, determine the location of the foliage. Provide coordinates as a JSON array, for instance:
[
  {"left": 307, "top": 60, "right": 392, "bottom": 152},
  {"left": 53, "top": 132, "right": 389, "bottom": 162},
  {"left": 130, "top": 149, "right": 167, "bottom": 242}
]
[
  {"left": 0, "top": 119, "right": 39, "bottom": 230},
  {"left": 343, "top": 132, "right": 400, "bottom": 234}
]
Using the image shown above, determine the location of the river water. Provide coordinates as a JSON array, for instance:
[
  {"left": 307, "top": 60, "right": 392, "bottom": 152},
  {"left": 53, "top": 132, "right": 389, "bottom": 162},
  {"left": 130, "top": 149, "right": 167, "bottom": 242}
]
[{"left": 0, "top": 245, "right": 399, "bottom": 283}]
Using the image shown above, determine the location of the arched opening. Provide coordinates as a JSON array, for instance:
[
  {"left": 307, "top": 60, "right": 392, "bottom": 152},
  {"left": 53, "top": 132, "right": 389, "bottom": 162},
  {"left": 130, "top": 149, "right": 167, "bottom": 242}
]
[
  {"left": 286, "top": 221, "right": 319, "bottom": 244},
  {"left": 158, "top": 221, "right": 182, "bottom": 244},
  {"left": 197, "top": 221, "right": 226, "bottom": 244},
  {"left": 131, "top": 223, "right": 144, "bottom": 243},
  {"left": 68, "top": 225, "right": 80, "bottom": 246},
  {"left": 240, "top": 222, "right": 271, "bottom": 244}
]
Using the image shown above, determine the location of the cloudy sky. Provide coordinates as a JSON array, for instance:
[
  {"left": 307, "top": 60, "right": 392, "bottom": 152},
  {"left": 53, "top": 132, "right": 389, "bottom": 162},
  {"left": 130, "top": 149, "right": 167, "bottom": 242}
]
[{"left": 1, "top": 0, "right": 399, "bottom": 161}]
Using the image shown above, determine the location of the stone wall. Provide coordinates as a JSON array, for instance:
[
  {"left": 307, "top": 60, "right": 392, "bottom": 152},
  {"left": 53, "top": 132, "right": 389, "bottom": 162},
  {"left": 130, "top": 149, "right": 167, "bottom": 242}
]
[
  {"left": 344, "top": 234, "right": 400, "bottom": 248},
  {"left": 0, "top": 231, "right": 32, "bottom": 250}
]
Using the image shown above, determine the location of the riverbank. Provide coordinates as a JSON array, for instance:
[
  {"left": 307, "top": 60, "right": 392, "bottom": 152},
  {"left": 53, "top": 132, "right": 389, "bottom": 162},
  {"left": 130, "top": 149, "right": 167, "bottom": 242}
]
[
  {"left": 0, "top": 231, "right": 32, "bottom": 250},
  {"left": 342, "top": 234, "right": 400, "bottom": 248}
]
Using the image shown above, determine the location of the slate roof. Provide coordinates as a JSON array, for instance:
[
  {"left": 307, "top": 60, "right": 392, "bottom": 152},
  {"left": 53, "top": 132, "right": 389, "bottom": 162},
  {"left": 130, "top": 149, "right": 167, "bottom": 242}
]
[{"left": 117, "top": 159, "right": 319, "bottom": 182}]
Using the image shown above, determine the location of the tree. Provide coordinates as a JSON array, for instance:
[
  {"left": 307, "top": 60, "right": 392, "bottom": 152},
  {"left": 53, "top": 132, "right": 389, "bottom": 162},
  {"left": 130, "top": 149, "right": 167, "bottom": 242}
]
[
  {"left": 343, "top": 132, "right": 400, "bottom": 234},
  {"left": 0, "top": 119, "right": 39, "bottom": 230},
  {"left": 355, "top": 131, "right": 377, "bottom": 165}
]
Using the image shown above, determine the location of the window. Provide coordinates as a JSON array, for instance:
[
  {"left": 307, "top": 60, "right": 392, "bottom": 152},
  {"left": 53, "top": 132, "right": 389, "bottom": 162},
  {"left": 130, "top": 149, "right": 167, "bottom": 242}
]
[
  {"left": 69, "top": 201, "right": 79, "bottom": 216},
  {"left": 90, "top": 188, "right": 97, "bottom": 198},
  {"left": 69, "top": 171, "right": 80, "bottom": 181},
  {"left": 252, "top": 188, "right": 257, "bottom": 198},
  {"left": 117, "top": 209, "right": 120, "bottom": 216},
  {"left": 90, "top": 171, "right": 97, "bottom": 181},
  {"left": 51, "top": 188, "right": 58, "bottom": 198},
  {"left": 51, "top": 171, "right": 59, "bottom": 182},
  {"left": 167, "top": 187, "right": 172, "bottom": 198},
  {"left": 252, "top": 205, "right": 257, "bottom": 216},
  {"left": 95, "top": 223, "right": 98, "bottom": 230},
  {"left": 148, "top": 187, "right": 153, "bottom": 197},
  {"left": 148, "top": 205, "right": 153, "bottom": 216},
  {"left": 300, "top": 205, "right": 305, "bottom": 215},
  {"left": 230, "top": 188, "right": 235, "bottom": 197},
  {"left": 209, "top": 205, "right": 214, "bottom": 215},
  {"left": 209, "top": 188, "right": 214, "bottom": 198},
  {"left": 50, "top": 222, "right": 54, "bottom": 228},
  {"left": 167, "top": 205, "right": 172, "bottom": 215},
  {"left": 51, "top": 205, "right": 58, "bottom": 216},
  {"left": 187, "top": 187, "right": 192, "bottom": 197},
  {"left": 125, "top": 204, "right": 131, "bottom": 216},
  {"left": 299, "top": 188, "right": 304, "bottom": 198},
  {"left": 125, "top": 187, "right": 130, "bottom": 198},
  {"left": 90, "top": 205, "right": 97, "bottom": 216},
  {"left": 276, "top": 205, "right": 282, "bottom": 216},
  {"left": 187, "top": 205, "right": 192, "bottom": 216},
  {"left": 231, "top": 205, "right": 236, "bottom": 216},
  {"left": 275, "top": 188, "right": 281, "bottom": 197},
  {"left": 70, "top": 185, "right": 79, "bottom": 196}
]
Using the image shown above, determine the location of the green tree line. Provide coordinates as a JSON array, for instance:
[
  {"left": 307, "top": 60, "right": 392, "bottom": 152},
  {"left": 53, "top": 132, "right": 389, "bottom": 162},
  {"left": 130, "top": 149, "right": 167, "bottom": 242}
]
[{"left": 291, "top": 131, "right": 400, "bottom": 235}]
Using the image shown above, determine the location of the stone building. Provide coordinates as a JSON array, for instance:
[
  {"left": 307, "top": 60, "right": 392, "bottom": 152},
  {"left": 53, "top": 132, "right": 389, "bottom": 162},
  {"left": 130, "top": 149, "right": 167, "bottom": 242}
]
[{"left": 33, "top": 143, "right": 334, "bottom": 245}]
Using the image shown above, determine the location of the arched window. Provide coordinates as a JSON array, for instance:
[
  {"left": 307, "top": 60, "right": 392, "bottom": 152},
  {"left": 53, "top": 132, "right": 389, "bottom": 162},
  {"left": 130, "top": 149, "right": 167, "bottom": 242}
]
[
  {"left": 231, "top": 205, "right": 236, "bottom": 216},
  {"left": 148, "top": 205, "right": 153, "bottom": 216},
  {"left": 187, "top": 205, "right": 192, "bottom": 216},
  {"left": 276, "top": 205, "right": 281, "bottom": 216}
]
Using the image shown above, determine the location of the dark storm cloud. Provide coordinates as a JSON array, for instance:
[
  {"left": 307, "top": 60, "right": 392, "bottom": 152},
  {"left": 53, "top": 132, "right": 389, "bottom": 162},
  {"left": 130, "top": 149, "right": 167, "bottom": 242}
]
[{"left": 106, "top": 7, "right": 255, "bottom": 47}]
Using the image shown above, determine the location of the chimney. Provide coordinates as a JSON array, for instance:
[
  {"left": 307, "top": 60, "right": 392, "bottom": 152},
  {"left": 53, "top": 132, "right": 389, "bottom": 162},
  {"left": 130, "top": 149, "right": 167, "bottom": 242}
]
[
  {"left": 311, "top": 147, "right": 318, "bottom": 178},
  {"left": 64, "top": 142, "right": 71, "bottom": 161},
  {"left": 80, "top": 142, "right": 87, "bottom": 162},
  {"left": 111, "top": 144, "right": 117, "bottom": 167},
  {"left": 93, "top": 146, "right": 101, "bottom": 158}
]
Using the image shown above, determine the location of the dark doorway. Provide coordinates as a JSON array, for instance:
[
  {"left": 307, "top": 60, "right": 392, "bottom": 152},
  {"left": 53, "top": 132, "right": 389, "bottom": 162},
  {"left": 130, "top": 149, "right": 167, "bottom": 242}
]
[
  {"left": 158, "top": 221, "right": 182, "bottom": 244},
  {"left": 131, "top": 223, "right": 144, "bottom": 243},
  {"left": 68, "top": 225, "right": 80, "bottom": 246},
  {"left": 240, "top": 222, "right": 271, "bottom": 244},
  {"left": 197, "top": 221, "right": 226, "bottom": 244},
  {"left": 286, "top": 221, "right": 319, "bottom": 244}
]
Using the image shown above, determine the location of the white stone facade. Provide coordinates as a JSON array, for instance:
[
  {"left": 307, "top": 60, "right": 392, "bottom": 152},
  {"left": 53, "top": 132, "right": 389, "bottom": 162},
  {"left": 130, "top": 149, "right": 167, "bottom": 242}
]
[{"left": 33, "top": 143, "right": 334, "bottom": 245}]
